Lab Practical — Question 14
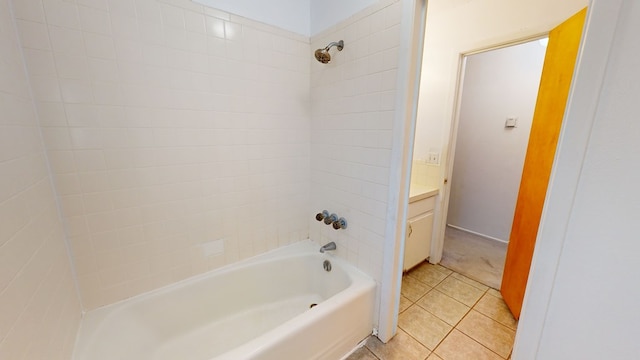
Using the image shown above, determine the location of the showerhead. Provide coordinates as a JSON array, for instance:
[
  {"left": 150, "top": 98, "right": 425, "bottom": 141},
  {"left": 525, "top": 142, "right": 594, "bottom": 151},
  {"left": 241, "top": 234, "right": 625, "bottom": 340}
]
[
  {"left": 314, "top": 49, "right": 332, "bottom": 64},
  {"left": 314, "top": 40, "right": 344, "bottom": 64}
]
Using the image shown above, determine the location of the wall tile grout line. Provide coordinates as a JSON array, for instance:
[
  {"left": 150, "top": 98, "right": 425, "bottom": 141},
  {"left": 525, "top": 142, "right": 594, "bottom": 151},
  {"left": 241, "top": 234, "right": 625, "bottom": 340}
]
[{"left": 7, "top": 0, "right": 86, "bottom": 312}]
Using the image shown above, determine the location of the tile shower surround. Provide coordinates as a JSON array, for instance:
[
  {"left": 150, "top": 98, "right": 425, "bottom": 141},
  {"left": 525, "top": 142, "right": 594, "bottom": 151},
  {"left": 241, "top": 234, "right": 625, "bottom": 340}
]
[
  {"left": 1, "top": 0, "right": 82, "bottom": 358},
  {"left": 310, "top": 0, "right": 402, "bottom": 322},
  {"left": 14, "top": 0, "right": 312, "bottom": 311},
  {"left": 11, "top": 0, "right": 404, "bottom": 326}
]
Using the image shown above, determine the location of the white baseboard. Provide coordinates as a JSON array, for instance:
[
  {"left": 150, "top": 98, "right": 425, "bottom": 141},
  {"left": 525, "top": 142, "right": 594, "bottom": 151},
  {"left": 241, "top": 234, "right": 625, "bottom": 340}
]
[{"left": 446, "top": 224, "right": 509, "bottom": 244}]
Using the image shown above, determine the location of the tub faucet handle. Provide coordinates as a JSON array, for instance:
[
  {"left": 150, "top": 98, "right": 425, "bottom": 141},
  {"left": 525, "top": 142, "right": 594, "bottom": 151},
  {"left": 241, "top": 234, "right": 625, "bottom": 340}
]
[
  {"left": 320, "top": 241, "right": 337, "bottom": 253},
  {"left": 324, "top": 213, "right": 338, "bottom": 225},
  {"left": 315, "top": 210, "right": 330, "bottom": 222},
  {"left": 332, "top": 217, "right": 347, "bottom": 230}
]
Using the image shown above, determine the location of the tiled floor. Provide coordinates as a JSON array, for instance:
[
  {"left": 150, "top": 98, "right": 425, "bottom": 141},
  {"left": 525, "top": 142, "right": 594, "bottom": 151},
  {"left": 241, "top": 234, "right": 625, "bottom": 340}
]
[{"left": 346, "top": 262, "right": 517, "bottom": 360}]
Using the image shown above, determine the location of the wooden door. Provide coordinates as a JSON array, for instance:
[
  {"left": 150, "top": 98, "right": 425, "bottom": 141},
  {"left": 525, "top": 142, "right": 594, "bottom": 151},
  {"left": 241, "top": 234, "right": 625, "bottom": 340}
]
[{"left": 500, "top": 8, "right": 587, "bottom": 319}]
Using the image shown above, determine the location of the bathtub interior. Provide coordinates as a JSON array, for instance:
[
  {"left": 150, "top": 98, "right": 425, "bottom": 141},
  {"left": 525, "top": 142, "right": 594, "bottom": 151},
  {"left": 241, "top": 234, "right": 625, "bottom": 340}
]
[{"left": 73, "top": 240, "right": 375, "bottom": 360}]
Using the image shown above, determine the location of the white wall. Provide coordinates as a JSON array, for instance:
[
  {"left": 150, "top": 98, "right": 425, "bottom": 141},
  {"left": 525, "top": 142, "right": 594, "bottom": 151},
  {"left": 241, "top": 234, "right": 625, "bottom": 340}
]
[
  {"left": 193, "top": 0, "right": 310, "bottom": 36},
  {"left": 11, "top": 0, "right": 402, "bottom": 320},
  {"left": 0, "top": 0, "right": 82, "bottom": 357},
  {"left": 310, "top": 0, "right": 403, "bottom": 328},
  {"left": 517, "top": 0, "right": 640, "bottom": 357},
  {"left": 414, "top": 0, "right": 587, "bottom": 161},
  {"left": 447, "top": 40, "right": 545, "bottom": 241},
  {"left": 310, "top": 0, "right": 380, "bottom": 36},
  {"left": 414, "top": 0, "right": 588, "bottom": 262},
  {"left": 14, "top": 0, "right": 311, "bottom": 310},
  {"left": 192, "top": 0, "right": 380, "bottom": 37}
]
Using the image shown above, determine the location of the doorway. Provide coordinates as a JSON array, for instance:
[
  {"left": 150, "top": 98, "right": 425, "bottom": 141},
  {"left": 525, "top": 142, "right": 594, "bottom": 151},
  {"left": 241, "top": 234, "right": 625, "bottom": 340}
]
[
  {"left": 441, "top": 39, "right": 547, "bottom": 289},
  {"left": 378, "top": 0, "right": 588, "bottom": 344}
]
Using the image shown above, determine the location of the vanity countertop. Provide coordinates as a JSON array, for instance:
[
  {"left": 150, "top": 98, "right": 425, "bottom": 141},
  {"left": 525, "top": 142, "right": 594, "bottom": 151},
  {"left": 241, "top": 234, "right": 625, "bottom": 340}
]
[{"left": 409, "top": 184, "right": 439, "bottom": 203}]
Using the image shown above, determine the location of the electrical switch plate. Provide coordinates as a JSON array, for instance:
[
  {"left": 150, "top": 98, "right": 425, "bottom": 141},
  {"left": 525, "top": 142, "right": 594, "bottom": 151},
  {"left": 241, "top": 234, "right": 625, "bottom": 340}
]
[
  {"left": 427, "top": 152, "right": 440, "bottom": 165},
  {"left": 505, "top": 117, "right": 518, "bottom": 128}
]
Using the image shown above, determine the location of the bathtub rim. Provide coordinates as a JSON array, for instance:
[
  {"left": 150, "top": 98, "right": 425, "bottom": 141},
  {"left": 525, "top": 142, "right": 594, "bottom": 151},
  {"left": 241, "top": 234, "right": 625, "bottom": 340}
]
[
  {"left": 72, "top": 239, "right": 376, "bottom": 360},
  {"left": 76, "top": 238, "right": 367, "bottom": 317}
]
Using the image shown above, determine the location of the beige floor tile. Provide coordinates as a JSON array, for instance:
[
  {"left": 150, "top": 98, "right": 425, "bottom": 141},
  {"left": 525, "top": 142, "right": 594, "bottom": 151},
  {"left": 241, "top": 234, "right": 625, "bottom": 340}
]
[
  {"left": 434, "top": 330, "right": 502, "bottom": 360},
  {"left": 399, "top": 295, "right": 412, "bottom": 314},
  {"left": 407, "top": 263, "right": 449, "bottom": 287},
  {"left": 366, "top": 268, "right": 516, "bottom": 360},
  {"left": 398, "top": 305, "right": 452, "bottom": 350},
  {"left": 451, "top": 272, "right": 490, "bottom": 291},
  {"left": 456, "top": 310, "right": 515, "bottom": 358},
  {"left": 435, "top": 276, "right": 485, "bottom": 307},
  {"left": 345, "top": 346, "right": 379, "bottom": 360},
  {"left": 416, "top": 289, "right": 470, "bottom": 326},
  {"left": 431, "top": 263, "right": 453, "bottom": 275},
  {"left": 474, "top": 293, "right": 518, "bottom": 330},
  {"left": 487, "top": 288, "right": 503, "bottom": 299},
  {"left": 401, "top": 275, "right": 432, "bottom": 302},
  {"left": 366, "top": 328, "right": 430, "bottom": 360}
]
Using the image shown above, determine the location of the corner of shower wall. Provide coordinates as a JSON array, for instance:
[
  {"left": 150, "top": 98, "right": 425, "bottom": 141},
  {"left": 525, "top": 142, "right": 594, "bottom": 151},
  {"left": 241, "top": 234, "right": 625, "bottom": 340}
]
[
  {"left": 0, "top": 0, "right": 83, "bottom": 358},
  {"left": 309, "top": 0, "right": 403, "bottom": 329}
]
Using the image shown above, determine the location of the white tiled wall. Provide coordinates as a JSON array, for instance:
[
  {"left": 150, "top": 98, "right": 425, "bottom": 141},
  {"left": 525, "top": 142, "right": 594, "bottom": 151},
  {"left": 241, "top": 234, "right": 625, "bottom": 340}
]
[
  {"left": 6, "top": 0, "right": 403, "bottom": 331},
  {"left": 0, "top": 0, "right": 82, "bottom": 358},
  {"left": 309, "top": 0, "right": 402, "bottom": 326},
  {"left": 14, "top": 0, "right": 311, "bottom": 310}
]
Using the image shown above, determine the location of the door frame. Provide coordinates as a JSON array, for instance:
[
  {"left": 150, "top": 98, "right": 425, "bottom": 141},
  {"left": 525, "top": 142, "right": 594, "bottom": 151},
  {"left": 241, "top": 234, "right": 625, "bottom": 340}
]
[
  {"left": 376, "top": 0, "right": 427, "bottom": 343},
  {"left": 379, "top": 0, "right": 602, "bottom": 347},
  {"left": 512, "top": 0, "right": 622, "bottom": 357},
  {"left": 427, "top": 13, "right": 590, "bottom": 266},
  {"left": 433, "top": 35, "right": 551, "bottom": 266}
]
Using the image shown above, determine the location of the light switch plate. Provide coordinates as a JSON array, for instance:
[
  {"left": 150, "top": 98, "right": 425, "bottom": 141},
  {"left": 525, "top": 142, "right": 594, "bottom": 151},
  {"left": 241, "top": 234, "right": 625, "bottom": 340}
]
[{"left": 505, "top": 117, "right": 518, "bottom": 128}]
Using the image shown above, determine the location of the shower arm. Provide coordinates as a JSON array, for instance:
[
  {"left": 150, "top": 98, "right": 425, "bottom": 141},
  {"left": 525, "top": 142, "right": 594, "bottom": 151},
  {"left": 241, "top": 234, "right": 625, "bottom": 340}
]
[{"left": 324, "top": 40, "right": 344, "bottom": 52}]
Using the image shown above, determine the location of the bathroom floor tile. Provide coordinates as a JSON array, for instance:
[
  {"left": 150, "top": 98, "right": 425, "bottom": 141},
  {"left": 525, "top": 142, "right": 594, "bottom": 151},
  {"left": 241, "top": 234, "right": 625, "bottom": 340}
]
[
  {"left": 398, "top": 305, "right": 452, "bottom": 350},
  {"left": 365, "top": 328, "right": 431, "bottom": 360},
  {"left": 474, "top": 293, "right": 518, "bottom": 330},
  {"left": 487, "top": 288, "right": 503, "bottom": 299},
  {"left": 416, "top": 289, "right": 470, "bottom": 326},
  {"left": 358, "top": 266, "right": 516, "bottom": 360},
  {"left": 450, "top": 272, "right": 490, "bottom": 292},
  {"left": 407, "top": 263, "right": 449, "bottom": 287},
  {"left": 435, "top": 276, "right": 485, "bottom": 307},
  {"left": 456, "top": 310, "right": 515, "bottom": 358},
  {"left": 431, "top": 264, "right": 453, "bottom": 275},
  {"left": 399, "top": 295, "right": 412, "bottom": 313},
  {"left": 434, "top": 330, "right": 502, "bottom": 360},
  {"left": 346, "top": 346, "right": 379, "bottom": 360},
  {"left": 401, "top": 275, "right": 432, "bottom": 302}
]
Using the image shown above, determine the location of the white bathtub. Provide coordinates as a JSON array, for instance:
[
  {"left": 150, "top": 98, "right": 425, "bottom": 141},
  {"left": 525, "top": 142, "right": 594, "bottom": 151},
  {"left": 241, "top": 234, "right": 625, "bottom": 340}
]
[{"left": 72, "top": 240, "right": 376, "bottom": 360}]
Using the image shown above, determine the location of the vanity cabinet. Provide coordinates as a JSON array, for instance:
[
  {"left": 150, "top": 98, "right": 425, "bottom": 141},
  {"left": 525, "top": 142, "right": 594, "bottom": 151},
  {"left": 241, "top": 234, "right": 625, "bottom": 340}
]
[{"left": 403, "top": 195, "right": 435, "bottom": 271}]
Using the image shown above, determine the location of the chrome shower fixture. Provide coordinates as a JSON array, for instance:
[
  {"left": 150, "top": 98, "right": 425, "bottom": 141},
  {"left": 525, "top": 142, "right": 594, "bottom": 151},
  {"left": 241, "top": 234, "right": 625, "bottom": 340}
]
[
  {"left": 315, "top": 210, "right": 348, "bottom": 230},
  {"left": 314, "top": 40, "right": 344, "bottom": 64}
]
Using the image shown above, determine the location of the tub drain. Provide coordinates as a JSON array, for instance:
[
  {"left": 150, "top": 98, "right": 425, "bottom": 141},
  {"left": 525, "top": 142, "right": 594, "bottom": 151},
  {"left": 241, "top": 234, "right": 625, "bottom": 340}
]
[
  {"left": 323, "top": 260, "right": 332, "bottom": 272},
  {"left": 309, "top": 303, "right": 318, "bottom": 309}
]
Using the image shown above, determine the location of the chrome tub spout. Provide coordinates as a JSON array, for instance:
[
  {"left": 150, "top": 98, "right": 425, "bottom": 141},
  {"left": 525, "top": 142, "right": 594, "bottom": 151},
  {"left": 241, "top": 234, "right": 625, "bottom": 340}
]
[{"left": 320, "top": 242, "right": 336, "bottom": 253}]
